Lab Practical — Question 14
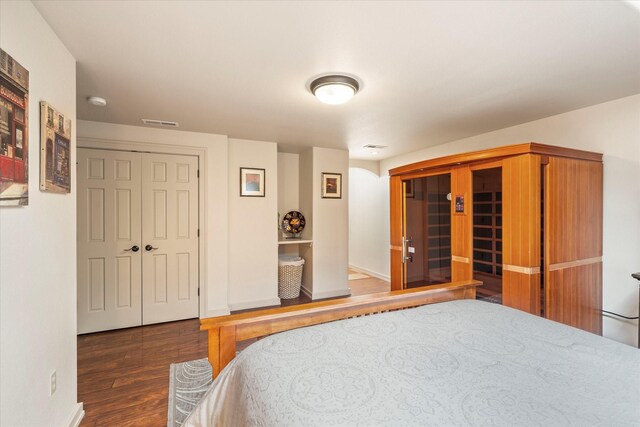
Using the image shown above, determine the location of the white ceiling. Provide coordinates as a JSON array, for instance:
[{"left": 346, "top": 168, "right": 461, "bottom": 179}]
[{"left": 33, "top": 1, "right": 640, "bottom": 159}]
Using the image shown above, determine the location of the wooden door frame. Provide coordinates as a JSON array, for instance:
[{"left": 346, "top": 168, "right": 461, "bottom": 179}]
[
  {"left": 391, "top": 168, "right": 464, "bottom": 290},
  {"left": 77, "top": 137, "right": 207, "bottom": 319}
]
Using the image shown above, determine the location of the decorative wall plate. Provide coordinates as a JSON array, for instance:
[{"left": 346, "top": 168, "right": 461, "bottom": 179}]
[{"left": 282, "top": 211, "right": 306, "bottom": 234}]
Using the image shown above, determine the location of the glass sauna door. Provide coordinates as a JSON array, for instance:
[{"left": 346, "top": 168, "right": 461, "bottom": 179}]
[{"left": 402, "top": 174, "right": 452, "bottom": 288}]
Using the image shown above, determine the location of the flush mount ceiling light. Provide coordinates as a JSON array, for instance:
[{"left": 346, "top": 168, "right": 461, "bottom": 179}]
[
  {"left": 363, "top": 144, "right": 388, "bottom": 156},
  {"left": 310, "top": 75, "right": 360, "bottom": 105},
  {"left": 86, "top": 96, "right": 107, "bottom": 107}
]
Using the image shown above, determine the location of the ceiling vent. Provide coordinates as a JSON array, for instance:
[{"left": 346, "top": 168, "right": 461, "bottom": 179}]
[
  {"left": 141, "top": 119, "right": 179, "bottom": 127},
  {"left": 363, "top": 144, "right": 388, "bottom": 150}
]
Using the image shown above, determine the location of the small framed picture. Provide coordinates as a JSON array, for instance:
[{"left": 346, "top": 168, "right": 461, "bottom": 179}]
[
  {"left": 322, "top": 172, "right": 342, "bottom": 199},
  {"left": 240, "top": 167, "right": 265, "bottom": 197},
  {"left": 455, "top": 194, "right": 465, "bottom": 213}
]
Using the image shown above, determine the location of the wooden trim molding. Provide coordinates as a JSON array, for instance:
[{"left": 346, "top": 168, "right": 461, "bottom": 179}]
[
  {"left": 451, "top": 255, "right": 470, "bottom": 263},
  {"left": 201, "top": 280, "right": 482, "bottom": 379},
  {"left": 548, "top": 257, "right": 602, "bottom": 272},
  {"left": 389, "top": 143, "right": 602, "bottom": 176},
  {"left": 503, "top": 264, "right": 541, "bottom": 275}
]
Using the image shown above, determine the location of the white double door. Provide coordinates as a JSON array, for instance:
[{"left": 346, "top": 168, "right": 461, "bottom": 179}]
[{"left": 77, "top": 148, "right": 199, "bottom": 334}]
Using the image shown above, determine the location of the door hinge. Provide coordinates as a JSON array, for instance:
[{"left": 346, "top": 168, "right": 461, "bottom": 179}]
[
  {"left": 197, "top": 288, "right": 200, "bottom": 296},
  {"left": 197, "top": 229, "right": 200, "bottom": 237},
  {"left": 197, "top": 170, "right": 200, "bottom": 178}
]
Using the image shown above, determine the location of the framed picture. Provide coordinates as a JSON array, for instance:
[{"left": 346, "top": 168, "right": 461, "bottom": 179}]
[
  {"left": 321, "top": 172, "right": 342, "bottom": 199},
  {"left": 455, "top": 194, "right": 465, "bottom": 213},
  {"left": 40, "top": 101, "right": 71, "bottom": 193},
  {"left": 0, "top": 49, "right": 30, "bottom": 206},
  {"left": 240, "top": 167, "right": 265, "bottom": 197}
]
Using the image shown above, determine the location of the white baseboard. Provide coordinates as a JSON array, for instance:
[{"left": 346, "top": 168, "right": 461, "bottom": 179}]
[
  {"left": 228, "top": 297, "right": 282, "bottom": 312},
  {"left": 68, "top": 403, "right": 84, "bottom": 427},
  {"left": 349, "top": 265, "right": 390, "bottom": 282},
  {"left": 310, "top": 287, "right": 351, "bottom": 300}
]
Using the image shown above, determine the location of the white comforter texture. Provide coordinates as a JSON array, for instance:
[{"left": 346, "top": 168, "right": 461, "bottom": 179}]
[{"left": 184, "top": 299, "right": 640, "bottom": 426}]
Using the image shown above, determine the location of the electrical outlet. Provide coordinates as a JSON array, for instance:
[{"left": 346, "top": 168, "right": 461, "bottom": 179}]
[{"left": 50, "top": 370, "right": 57, "bottom": 396}]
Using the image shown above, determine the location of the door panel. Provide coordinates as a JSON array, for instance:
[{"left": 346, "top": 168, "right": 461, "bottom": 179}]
[
  {"left": 141, "top": 153, "right": 199, "bottom": 324},
  {"left": 402, "top": 174, "right": 452, "bottom": 289},
  {"left": 77, "top": 148, "right": 142, "bottom": 333}
]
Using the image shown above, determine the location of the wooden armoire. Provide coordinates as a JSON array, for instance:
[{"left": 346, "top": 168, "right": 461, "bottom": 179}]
[{"left": 389, "top": 143, "right": 603, "bottom": 334}]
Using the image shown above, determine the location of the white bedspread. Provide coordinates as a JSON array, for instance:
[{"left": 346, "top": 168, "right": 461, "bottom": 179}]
[{"left": 184, "top": 299, "right": 640, "bottom": 426}]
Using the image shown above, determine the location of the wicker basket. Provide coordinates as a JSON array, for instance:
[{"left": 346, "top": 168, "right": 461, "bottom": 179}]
[{"left": 278, "top": 256, "right": 305, "bottom": 299}]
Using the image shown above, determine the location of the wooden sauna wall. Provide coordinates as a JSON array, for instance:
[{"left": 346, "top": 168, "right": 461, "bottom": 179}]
[
  {"left": 389, "top": 176, "right": 403, "bottom": 290},
  {"left": 388, "top": 144, "right": 603, "bottom": 334},
  {"left": 544, "top": 157, "right": 603, "bottom": 334},
  {"left": 450, "top": 166, "right": 473, "bottom": 282},
  {"left": 502, "top": 154, "right": 542, "bottom": 315}
]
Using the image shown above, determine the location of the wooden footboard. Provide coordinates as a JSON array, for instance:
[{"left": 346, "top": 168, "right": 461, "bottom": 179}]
[{"left": 200, "top": 280, "right": 482, "bottom": 379}]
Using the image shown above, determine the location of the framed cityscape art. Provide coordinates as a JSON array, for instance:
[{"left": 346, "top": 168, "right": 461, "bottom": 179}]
[
  {"left": 40, "top": 101, "right": 71, "bottom": 193},
  {"left": 0, "top": 49, "right": 29, "bottom": 206}
]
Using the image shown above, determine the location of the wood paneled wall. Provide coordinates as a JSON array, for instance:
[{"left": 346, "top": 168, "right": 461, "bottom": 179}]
[
  {"left": 389, "top": 176, "right": 404, "bottom": 290},
  {"left": 545, "top": 157, "right": 603, "bottom": 334},
  {"left": 450, "top": 166, "right": 473, "bottom": 281},
  {"left": 502, "top": 154, "right": 542, "bottom": 314}
]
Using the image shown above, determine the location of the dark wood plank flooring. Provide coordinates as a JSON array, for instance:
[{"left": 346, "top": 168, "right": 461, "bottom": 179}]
[{"left": 78, "top": 274, "right": 389, "bottom": 426}]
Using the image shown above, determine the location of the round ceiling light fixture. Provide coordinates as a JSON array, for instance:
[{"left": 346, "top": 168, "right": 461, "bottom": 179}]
[
  {"left": 87, "top": 96, "right": 107, "bottom": 107},
  {"left": 310, "top": 75, "right": 360, "bottom": 105}
]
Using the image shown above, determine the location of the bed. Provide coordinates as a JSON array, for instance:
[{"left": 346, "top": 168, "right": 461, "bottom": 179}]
[{"left": 185, "top": 281, "right": 639, "bottom": 426}]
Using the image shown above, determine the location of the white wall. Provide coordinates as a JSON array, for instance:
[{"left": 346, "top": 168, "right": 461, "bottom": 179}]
[
  {"left": 348, "top": 164, "right": 390, "bottom": 280},
  {"left": 227, "top": 139, "right": 279, "bottom": 310},
  {"left": 376, "top": 94, "right": 640, "bottom": 346},
  {"left": 0, "top": 2, "right": 81, "bottom": 426},
  {"left": 76, "top": 120, "right": 231, "bottom": 317},
  {"left": 278, "top": 152, "right": 299, "bottom": 219},
  {"left": 310, "top": 147, "right": 350, "bottom": 299},
  {"left": 277, "top": 152, "right": 300, "bottom": 257},
  {"left": 299, "top": 149, "right": 314, "bottom": 292}
]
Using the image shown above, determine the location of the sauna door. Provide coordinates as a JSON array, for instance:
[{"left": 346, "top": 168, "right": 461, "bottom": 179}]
[{"left": 402, "top": 174, "right": 452, "bottom": 288}]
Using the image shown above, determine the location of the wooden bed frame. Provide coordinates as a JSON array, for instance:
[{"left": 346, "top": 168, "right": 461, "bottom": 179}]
[{"left": 200, "top": 280, "right": 482, "bottom": 379}]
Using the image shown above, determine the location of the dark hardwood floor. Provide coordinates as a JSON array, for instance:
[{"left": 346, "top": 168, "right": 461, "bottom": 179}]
[
  {"left": 78, "top": 318, "right": 208, "bottom": 426},
  {"left": 78, "top": 273, "right": 389, "bottom": 426}
]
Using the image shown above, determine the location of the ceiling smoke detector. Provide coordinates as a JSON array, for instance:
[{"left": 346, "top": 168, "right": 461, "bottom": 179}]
[{"left": 141, "top": 119, "right": 179, "bottom": 127}]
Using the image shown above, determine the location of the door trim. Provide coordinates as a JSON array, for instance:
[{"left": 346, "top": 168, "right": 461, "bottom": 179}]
[{"left": 77, "top": 137, "right": 207, "bottom": 320}]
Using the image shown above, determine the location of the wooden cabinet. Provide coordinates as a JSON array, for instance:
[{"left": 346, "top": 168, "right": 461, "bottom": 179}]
[{"left": 389, "top": 143, "right": 603, "bottom": 334}]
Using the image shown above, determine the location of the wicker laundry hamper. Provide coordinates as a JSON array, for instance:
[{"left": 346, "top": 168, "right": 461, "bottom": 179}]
[{"left": 278, "top": 256, "right": 305, "bottom": 299}]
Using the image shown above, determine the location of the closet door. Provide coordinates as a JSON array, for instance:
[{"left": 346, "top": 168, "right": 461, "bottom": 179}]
[
  {"left": 141, "top": 153, "right": 199, "bottom": 324},
  {"left": 77, "top": 149, "right": 143, "bottom": 334}
]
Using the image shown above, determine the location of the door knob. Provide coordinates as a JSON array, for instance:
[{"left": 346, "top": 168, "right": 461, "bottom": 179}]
[
  {"left": 145, "top": 244, "right": 159, "bottom": 251},
  {"left": 124, "top": 245, "right": 140, "bottom": 252}
]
